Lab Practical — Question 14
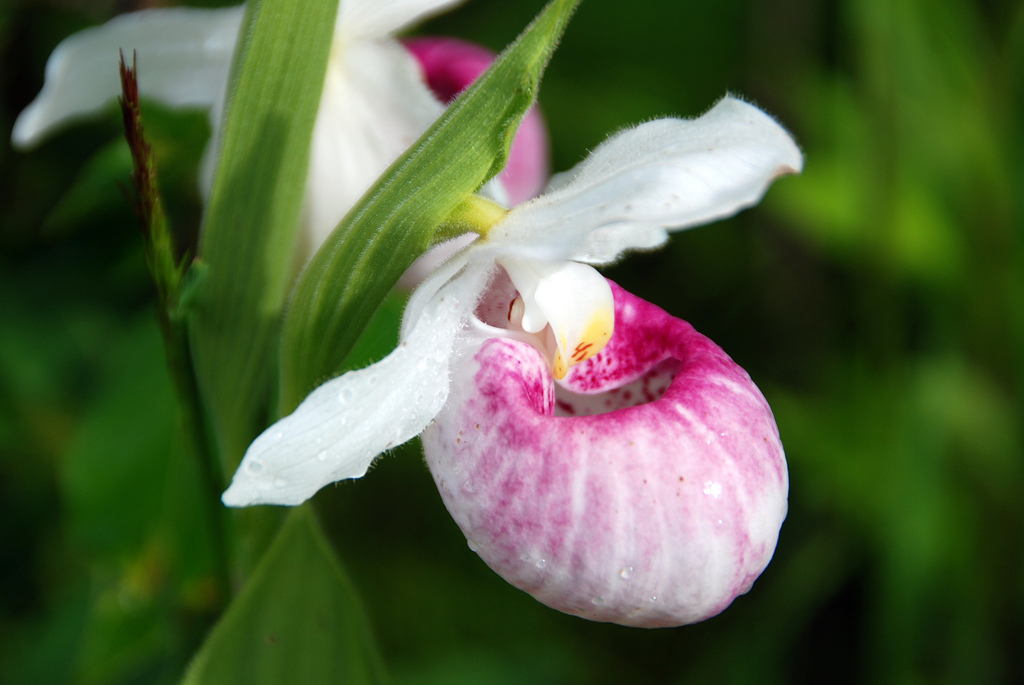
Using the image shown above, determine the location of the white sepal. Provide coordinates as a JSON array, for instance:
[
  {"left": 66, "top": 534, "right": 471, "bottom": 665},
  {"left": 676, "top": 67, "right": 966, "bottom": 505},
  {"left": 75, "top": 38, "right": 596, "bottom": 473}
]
[
  {"left": 487, "top": 96, "right": 803, "bottom": 265},
  {"left": 222, "top": 262, "right": 489, "bottom": 507},
  {"left": 12, "top": 6, "right": 242, "bottom": 150},
  {"left": 301, "top": 38, "right": 445, "bottom": 252},
  {"left": 339, "top": 0, "right": 466, "bottom": 39}
]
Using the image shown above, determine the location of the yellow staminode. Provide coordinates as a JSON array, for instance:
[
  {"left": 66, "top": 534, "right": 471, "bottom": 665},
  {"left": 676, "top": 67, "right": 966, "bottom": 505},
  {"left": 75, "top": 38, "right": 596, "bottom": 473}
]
[{"left": 550, "top": 305, "right": 613, "bottom": 379}]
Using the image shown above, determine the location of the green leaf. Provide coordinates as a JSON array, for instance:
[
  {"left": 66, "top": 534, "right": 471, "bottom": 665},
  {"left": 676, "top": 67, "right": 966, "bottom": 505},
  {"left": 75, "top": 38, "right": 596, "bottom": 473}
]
[
  {"left": 335, "top": 290, "right": 405, "bottom": 375},
  {"left": 188, "top": 0, "right": 340, "bottom": 475},
  {"left": 181, "top": 507, "right": 384, "bottom": 685},
  {"left": 279, "top": 0, "right": 580, "bottom": 411}
]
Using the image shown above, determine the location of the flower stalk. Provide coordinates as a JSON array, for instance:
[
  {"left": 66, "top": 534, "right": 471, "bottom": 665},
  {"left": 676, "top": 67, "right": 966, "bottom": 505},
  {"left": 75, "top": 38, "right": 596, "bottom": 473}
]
[
  {"left": 118, "top": 52, "right": 231, "bottom": 596},
  {"left": 433, "top": 194, "right": 509, "bottom": 243}
]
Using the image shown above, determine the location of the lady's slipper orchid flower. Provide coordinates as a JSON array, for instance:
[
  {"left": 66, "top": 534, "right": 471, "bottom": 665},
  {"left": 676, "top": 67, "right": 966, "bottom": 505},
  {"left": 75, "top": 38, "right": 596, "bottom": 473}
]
[
  {"left": 424, "top": 279, "right": 787, "bottom": 626},
  {"left": 11, "top": 0, "right": 545, "bottom": 257},
  {"left": 222, "top": 96, "right": 802, "bottom": 515}
]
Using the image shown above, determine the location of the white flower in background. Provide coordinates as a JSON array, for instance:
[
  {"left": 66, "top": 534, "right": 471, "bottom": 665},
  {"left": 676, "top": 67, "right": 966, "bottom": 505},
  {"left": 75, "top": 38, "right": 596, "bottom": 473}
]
[
  {"left": 11, "top": 0, "right": 515, "bottom": 258},
  {"left": 222, "top": 96, "right": 803, "bottom": 510}
]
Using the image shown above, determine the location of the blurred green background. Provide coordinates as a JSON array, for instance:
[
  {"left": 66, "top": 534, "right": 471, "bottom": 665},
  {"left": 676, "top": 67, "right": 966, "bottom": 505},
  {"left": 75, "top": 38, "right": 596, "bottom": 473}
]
[{"left": 2, "top": 0, "right": 1022, "bottom": 683}]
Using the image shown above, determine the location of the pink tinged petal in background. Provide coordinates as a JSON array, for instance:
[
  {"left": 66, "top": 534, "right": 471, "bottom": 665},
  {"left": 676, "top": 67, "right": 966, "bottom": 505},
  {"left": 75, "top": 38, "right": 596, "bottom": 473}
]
[
  {"left": 422, "top": 281, "right": 788, "bottom": 627},
  {"left": 405, "top": 36, "right": 550, "bottom": 205}
]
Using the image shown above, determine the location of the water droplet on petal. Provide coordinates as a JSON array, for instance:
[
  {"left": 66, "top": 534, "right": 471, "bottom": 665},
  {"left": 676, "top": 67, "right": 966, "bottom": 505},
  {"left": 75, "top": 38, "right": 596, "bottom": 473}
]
[
  {"left": 273, "top": 478, "right": 286, "bottom": 488},
  {"left": 461, "top": 479, "right": 475, "bottom": 494},
  {"left": 246, "top": 460, "right": 264, "bottom": 474},
  {"left": 316, "top": 450, "right": 328, "bottom": 462},
  {"left": 619, "top": 566, "right": 634, "bottom": 580},
  {"left": 339, "top": 388, "right": 354, "bottom": 404},
  {"left": 467, "top": 540, "right": 479, "bottom": 553},
  {"left": 591, "top": 596, "right": 605, "bottom": 606},
  {"left": 703, "top": 480, "right": 723, "bottom": 499},
  {"left": 649, "top": 595, "right": 658, "bottom": 603},
  {"left": 275, "top": 431, "right": 283, "bottom": 439}
]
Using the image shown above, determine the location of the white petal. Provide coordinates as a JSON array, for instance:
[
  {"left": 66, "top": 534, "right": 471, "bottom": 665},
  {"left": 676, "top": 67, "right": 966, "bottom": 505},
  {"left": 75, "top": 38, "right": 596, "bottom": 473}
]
[
  {"left": 498, "top": 258, "right": 614, "bottom": 378},
  {"left": 299, "top": 38, "right": 445, "bottom": 257},
  {"left": 222, "top": 261, "right": 490, "bottom": 507},
  {"left": 396, "top": 233, "right": 478, "bottom": 290},
  {"left": 339, "top": 0, "right": 465, "bottom": 39},
  {"left": 12, "top": 6, "right": 242, "bottom": 150},
  {"left": 400, "top": 248, "right": 472, "bottom": 338},
  {"left": 486, "top": 96, "right": 803, "bottom": 265}
]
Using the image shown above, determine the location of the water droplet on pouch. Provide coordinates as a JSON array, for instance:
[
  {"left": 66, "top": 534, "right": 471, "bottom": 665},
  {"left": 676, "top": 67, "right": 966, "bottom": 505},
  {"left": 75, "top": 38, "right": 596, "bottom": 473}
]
[
  {"left": 461, "top": 479, "right": 475, "bottom": 493},
  {"left": 273, "top": 478, "right": 286, "bottom": 488},
  {"left": 591, "top": 596, "right": 605, "bottom": 606},
  {"left": 467, "top": 540, "right": 479, "bottom": 552},
  {"left": 535, "top": 558, "right": 547, "bottom": 569},
  {"left": 520, "top": 553, "right": 532, "bottom": 564},
  {"left": 649, "top": 595, "right": 658, "bottom": 603},
  {"left": 247, "top": 460, "right": 264, "bottom": 474},
  {"left": 619, "top": 566, "right": 634, "bottom": 580}
]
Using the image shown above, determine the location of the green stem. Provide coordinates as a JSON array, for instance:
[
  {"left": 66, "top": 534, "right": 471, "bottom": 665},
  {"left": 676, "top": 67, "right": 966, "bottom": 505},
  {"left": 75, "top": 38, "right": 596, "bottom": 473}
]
[
  {"left": 119, "top": 53, "right": 235, "bottom": 597},
  {"left": 164, "top": 315, "right": 234, "bottom": 598}
]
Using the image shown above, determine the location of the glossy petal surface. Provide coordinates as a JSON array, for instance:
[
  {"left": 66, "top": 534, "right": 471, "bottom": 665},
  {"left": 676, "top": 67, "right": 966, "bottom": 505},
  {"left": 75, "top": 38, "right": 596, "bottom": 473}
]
[{"left": 422, "top": 282, "right": 788, "bottom": 627}]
